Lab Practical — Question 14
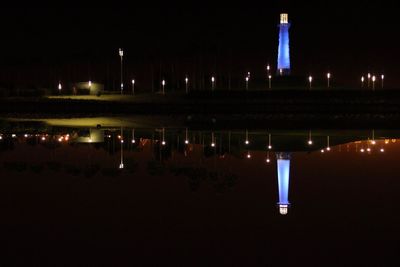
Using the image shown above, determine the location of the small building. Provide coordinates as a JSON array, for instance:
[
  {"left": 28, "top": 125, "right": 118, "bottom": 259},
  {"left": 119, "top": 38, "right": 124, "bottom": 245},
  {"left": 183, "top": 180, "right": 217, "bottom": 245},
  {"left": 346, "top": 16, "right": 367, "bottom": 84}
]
[{"left": 72, "top": 82, "right": 104, "bottom": 95}]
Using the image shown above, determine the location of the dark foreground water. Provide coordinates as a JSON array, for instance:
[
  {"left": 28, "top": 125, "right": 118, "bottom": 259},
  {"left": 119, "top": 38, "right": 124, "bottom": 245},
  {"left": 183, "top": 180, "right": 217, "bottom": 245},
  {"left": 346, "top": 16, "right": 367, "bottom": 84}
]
[{"left": 1, "top": 121, "right": 400, "bottom": 266}]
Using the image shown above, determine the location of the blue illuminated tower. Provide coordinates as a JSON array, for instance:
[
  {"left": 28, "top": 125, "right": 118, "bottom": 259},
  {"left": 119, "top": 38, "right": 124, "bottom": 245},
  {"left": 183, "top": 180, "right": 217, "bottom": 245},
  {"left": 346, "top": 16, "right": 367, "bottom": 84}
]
[
  {"left": 277, "top": 13, "right": 291, "bottom": 76},
  {"left": 276, "top": 152, "right": 291, "bottom": 215}
]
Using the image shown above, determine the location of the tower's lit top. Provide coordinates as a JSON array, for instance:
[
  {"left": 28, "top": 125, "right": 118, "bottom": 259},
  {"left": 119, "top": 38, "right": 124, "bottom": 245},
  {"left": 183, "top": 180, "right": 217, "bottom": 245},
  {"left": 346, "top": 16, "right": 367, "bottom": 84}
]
[{"left": 280, "top": 13, "right": 289, "bottom": 24}]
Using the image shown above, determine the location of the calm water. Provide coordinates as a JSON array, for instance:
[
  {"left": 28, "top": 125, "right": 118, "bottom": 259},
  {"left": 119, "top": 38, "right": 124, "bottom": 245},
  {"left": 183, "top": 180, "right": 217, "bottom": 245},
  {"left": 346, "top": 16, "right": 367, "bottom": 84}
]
[{"left": 1, "top": 120, "right": 400, "bottom": 265}]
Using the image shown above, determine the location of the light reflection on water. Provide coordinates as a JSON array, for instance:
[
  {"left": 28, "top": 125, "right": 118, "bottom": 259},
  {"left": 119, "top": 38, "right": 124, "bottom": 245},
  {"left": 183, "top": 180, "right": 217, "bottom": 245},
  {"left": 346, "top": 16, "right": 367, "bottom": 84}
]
[{"left": 1, "top": 122, "right": 399, "bottom": 215}]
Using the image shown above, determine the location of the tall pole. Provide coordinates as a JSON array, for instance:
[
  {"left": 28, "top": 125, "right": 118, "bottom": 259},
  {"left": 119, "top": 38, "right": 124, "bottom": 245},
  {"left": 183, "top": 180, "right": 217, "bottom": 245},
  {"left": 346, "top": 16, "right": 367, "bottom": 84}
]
[{"left": 119, "top": 48, "right": 124, "bottom": 95}]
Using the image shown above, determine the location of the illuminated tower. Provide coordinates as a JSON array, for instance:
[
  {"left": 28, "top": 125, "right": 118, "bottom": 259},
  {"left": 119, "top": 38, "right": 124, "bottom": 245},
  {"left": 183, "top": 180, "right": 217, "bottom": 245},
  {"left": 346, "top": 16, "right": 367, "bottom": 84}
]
[
  {"left": 276, "top": 152, "right": 291, "bottom": 215},
  {"left": 277, "top": 13, "right": 291, "bottom": 76}
]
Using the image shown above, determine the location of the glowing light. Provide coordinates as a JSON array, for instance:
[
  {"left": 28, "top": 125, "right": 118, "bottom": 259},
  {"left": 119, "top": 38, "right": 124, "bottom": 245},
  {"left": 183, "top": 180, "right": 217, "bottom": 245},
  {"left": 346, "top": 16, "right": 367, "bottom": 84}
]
[
  {"left": 327, "top": 73, "right": 331, "bottom": 79},
  {"left": 308, "top": 140, "right": 313, "bottom": 145},
  {"left": 266, "top": 158, "right": 271, "bottom": 163},
  {"left": 246, "top": 77, "right": 249, "bottom": 82},
  {"left": 211, "top": 142, "right": 215, "bottom": 147},
  {"left": 162, "top": 80, "right": 166, "bottom": 86},
  {"left": 245, "top": 140, "right": 249, "bottom": 145},
  {"left": 385, "top": 139, "right": 390, "bottom": 144},
  {"left": 132, "top": 79, "right": 135, "bottom": 84},
  {"left": 131, "top": 139, "right": 136, "bottom": 144},
  {"left": 277, "top": 13, "right": 290, "bottom": 75},
  {"left": 12, "top": 134, "right": 16, "bottom": 138},
  {"left": 267, "top": 65, "right": 271, "bottom": 71},
  {"left": 247, "top": 153, "right": 251, "bottom": 159},
  {"left": 185, "top": 140, "right": 189, "bottom": 145},
  {"left": 24, "top": 134, "right": 28, "bottom": 138},
  {"left": 372, "top": 76, "right": 376, "bottom": 82},
  {"left": 88, "top": 81, "right": 92, "bottom": 87},
  {"left": 211, "top": 77, "right": 215, "bottom": 82},
  {"left": 360, "top": 148, "right": 365, "bottom": 153},
  {"left": 321, "top": 149, "right": 325, "bottom": 153},
  {"left": 381, "top": 75, "right": 385, "bottom": 80},
  {"left": 58, "top": 82, "right": 62, "bottom": 91},
  {"left": 41, "top": 136, "right": 46, "bottom": 141},
  {"left": 371, "top": 140, "right": 376, "bottom": 145},
  {"left": 119, "top": 48, "right": 124, "bottom": 57},
  {"left": 162, "top": 141, "right": 166, "bottom": 146},
  {"left": 327, "top": 147, "right": 331, "bottom": 151},
  {"left": 0, "top": 135, "right": 2, "bottom": 140},
  {"left": 367, "top": 148, "right": 371, "bottom": 152},
  {"left": 185, "top": 77, "right": 189, "bottom": 83},
  {"left": 380, "top": 148, "right": 385, "bottom": 152},
  {"left": 119, "top": 163, "right": 124, "bottom": 169},
  {"left": 277, "top": 153, "right": 290, "bottom": 215}
]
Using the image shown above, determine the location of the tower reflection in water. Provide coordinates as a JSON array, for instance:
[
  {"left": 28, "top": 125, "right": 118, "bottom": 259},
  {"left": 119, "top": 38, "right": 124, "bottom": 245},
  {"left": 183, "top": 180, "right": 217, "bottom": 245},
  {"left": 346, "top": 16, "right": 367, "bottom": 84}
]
[
  {"left": 1, "top": 123, "right": 397, "bottom": 216},
  {"left": 276, "top": 153, "right": 291, "bottom": 215}
]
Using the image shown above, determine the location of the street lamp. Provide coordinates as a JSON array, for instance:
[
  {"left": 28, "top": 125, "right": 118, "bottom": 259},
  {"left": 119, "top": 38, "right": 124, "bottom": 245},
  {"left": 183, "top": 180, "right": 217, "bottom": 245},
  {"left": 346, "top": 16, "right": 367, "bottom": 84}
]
[
  {"left": 267, "top": 64, "right": 271, "bottom": 74},
  {"left": 245, "top": 130, "right": 249, "bottom": 145},
  {"left": 119, "top": 127, "right": 124, "bottom": 169},
  {"left": 58, "top": 81, "right": 62, "bottom": 94},
  {"left": 308, "top": 130, "right": 313, "bottom": 145},
  {"left": 162, "top": 80, "right": 166, "bottom": 95},
  {"left": 327, "top": 72, "right": 331, "bottom": 88},
  {"left": 367, "top": 73, "right": 371, "bottom": 88},
  {"left": 119, "top": 48, "right": 124, "bottom": 95},
  {"left": 361, "top": 76, "right": 365, "bottom": 88},
  {"left": 268, "top": 75, "right": 272, "bottom": 89},
  {"left": 245, "top": 76, "right": 249, "bottom": 90},
  {"left": 381, "top": 74, "right": 385, "bottom": 89},
  {"left": 185, "top": 128, "right": 189, "bottom": 144},
  {"left": 185, "top": 77, "right": 189, "bottom": 94},
  {"left": 162, "top": 128, "right": 166, "bottom": 146},
  {"left": 132, "top": 79, "right": 135, "bottom": 95},
  {"left": 372, "top": 75, "right": 376, "bottom": 90},
  {"left": 308, "top": 76, "right": 313, "bottom": 89},
  {"left": 131, "top": 129, "right": 136, "bottom": 144},
  {"left": 211, "top": 76, "right": 215, "bottom": 91},
  {"left": 268, "top": 133, "right": 272, "bottom": 150}
]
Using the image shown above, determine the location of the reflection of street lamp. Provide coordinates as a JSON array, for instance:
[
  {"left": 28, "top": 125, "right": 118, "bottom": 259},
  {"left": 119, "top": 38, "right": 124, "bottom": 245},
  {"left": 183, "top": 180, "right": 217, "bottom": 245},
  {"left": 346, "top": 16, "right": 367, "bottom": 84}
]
[
  {"left": 185, "top": 128, "right": 189, "bottom": 144},
  {"left": 132, "top": 79, "right": 135, "bottom": 95},
  {"left": 131, "top": 129, "right": 136, "bottom": 144},
  {"left": 185, "top": 77, "right": 189, "bottom": 94},
  {"left": 162, "top": 128, "right": 166, "bottom": 146},
  {"left": 268, "top": 134, "right": 272, "bottom": 150},
  {"left": 308, "top": 76, "right": 313, "bottom": 90},
  {"left": 327, "top": 72, "right": 331, "bottom": 88},
  {"left": 308, "top": 130, "right": 313, "bottom": 145},
  {"left": 119, "top": 48, "right": 124, "bottom": 95},
  {"left": 119, "top": 127, "right": 124, "bottom": 169},
  {"left": 245, "top": 130, "right": 249, "bottom": 145},
  {"left": 162, "top": 80, "right": 166, "bottom": 95}
]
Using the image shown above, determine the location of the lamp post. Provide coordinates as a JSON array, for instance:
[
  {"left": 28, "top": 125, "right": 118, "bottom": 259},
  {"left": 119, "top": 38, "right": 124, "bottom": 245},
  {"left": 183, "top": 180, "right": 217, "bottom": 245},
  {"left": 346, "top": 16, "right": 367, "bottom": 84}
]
[
  {"left": 88, "top": 80, "right": 92, "bottom": 93},
  {"left": 372, "top": 75, "right": 376, "bottom": 91},
  {"left": 268, "top": 75, "right": 272, "bottom": 89},
  {"left": 119, "top": 127, "right": 124, "bottom": 169},
  {"left": 211, "top": 76, "right": 215, "bottom": 91},
  {"left": 361, "top": 76, "right": 365, "bottom": 88},
  {"left": 162, "top": 80, "right": 166, "bottom": 95},
  {"left": 367, "top": 73, "right": 371, "bottom": 88},
  {"left": 381, "top": 74, "right": 385, "bottom": 89},
  {"left": 308, "top": 76, "right": 313, "bottom": 90},
  {"left": 119, "top": 48, "right": 124, "bottom": 95},
  {"left": 327, "top": 72, "right": 331, "bottom": 88},
  {"left": 132, "top": 79, "right": 135, "bottom": 95},
  {"left": 308, "top": 130, "right": 313, "bottom": 146},
  {"left": 185, "top": 77, "right": 189, "bottom": 94},
  {"left": 267, "top": 64, "right": 271, "bottom": 75},
  {"left": 246, "top": 76, "right": 249, "bottom": 90},
  {"left": 58, "top": 81, "right": 62, "bottom": 94}
]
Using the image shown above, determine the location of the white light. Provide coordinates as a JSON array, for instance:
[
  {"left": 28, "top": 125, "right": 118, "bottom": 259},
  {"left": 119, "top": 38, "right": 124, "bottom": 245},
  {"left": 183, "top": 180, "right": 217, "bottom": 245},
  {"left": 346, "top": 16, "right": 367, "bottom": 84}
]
[
  {"left": 279, "top": 204, "right": 289, "bottom": 215},
  {"left": 245, "top": 140, "right": 249, "bottom": 145},
  {"left": 381, "top": 75, "right": 385, "bottom": 80},
  {"left": 211, "top": 77, "right": 215, "bottom": 82},
  {"left": 119, "top": 48, "right": 124, "bottom": 57},
  {"left": 308, "top": 76, "right": 313, "bottom": 83},
  {"left": 121, "top": 140, "right": 124, "bottom": 144},
  {"left": 267, "top": 65, "right": 270, "bottom": 71},
  {"left": 58, "top": 82, "right": 62, "bottom": 90},
  {"left": 131, "top": 139, "right": 136, "bottom": 144},
  {"left": 308, "top": 140, "right": 313, "bottom": 145},
  {"left": 162, "top": 141, "right": 166, "bottom": 146},
  {"left": 0, "top": 135, "right": 2, "bottom": 140},
  {"left": 268, "top": 145, "right": 272, "bottom": 150},
  {"left": 247, "top": 153, "right": 251, "bottom": 159},
  {"left": 41, "top": 136, "right": 46, "bottom": 141},
  {"left": 380, "top": 148, "right": 385, "bottom": 152},
  {"left": 246, "top": 77, "right": 249, "bottom": 82},
  {"left": 185, "top": 77, "right": 189, "bottom": 83},
  {"left": 24, "top": 134, "right": 28, "bottom": 138},
  {"left": 185, "top": 140, "right": 189, "bottom": 144},
  {"left": 321, "top": 149, "right": 325, "bottom": 153},
  {"left": 360, "top": 148, "right": 365, "bottom": 153},
  {"left": 361, "top": 76, "right": 365, "bottom": 82},
  {"left": 372, "top": 76, "right": 376, "bottom": 82},
  {"left": 368, "top": 73, "right": 371, "bottom": 79},
  {"left": 327, "top": 73, "right": 331, "bottom": 79},
  {"left": 132, "top": 79, "right": 135, "bottom": 84},
  {"left": 12, "top": 134, "right": 16, "bottom": 138},
  {"left": 211, "top": 142, "right": 215, "bottom": 147},
  {"left": 268, "top": 75, "right": 272, "bottom": 79},
  {"left": 266, "top": 158, "right": 271, "bottom": 163},
  {"left": 89, "top": 81, "right": 92, "bottom": 87},
  {"left": 162, "top": 80, "right": 166, "bottom": 86},
  {"left": 119, "top": 163, "right": 124, "bottom": 169},
  {"left": 367, "top": 148, "right": 371, "bottom": 152},
  {"left": 327, "top": 147, "right": 331, "bottom": 151},
  {"left": 371, "top": 140, "right": 376, "bottom": 145}
]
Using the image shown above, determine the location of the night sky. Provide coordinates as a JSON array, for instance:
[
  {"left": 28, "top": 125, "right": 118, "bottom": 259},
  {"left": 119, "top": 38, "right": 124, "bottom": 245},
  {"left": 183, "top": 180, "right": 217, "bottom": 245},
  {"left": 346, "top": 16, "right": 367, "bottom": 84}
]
[{"left": 0, "top": 1, "right": 398, "bottom": 88}]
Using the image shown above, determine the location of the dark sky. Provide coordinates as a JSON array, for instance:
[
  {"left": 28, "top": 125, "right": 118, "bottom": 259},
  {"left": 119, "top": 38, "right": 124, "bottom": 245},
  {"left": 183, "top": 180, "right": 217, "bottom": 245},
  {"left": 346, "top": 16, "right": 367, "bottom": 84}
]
[{"left": 0, "top": 1, "right": 398, "bottom": 88}]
